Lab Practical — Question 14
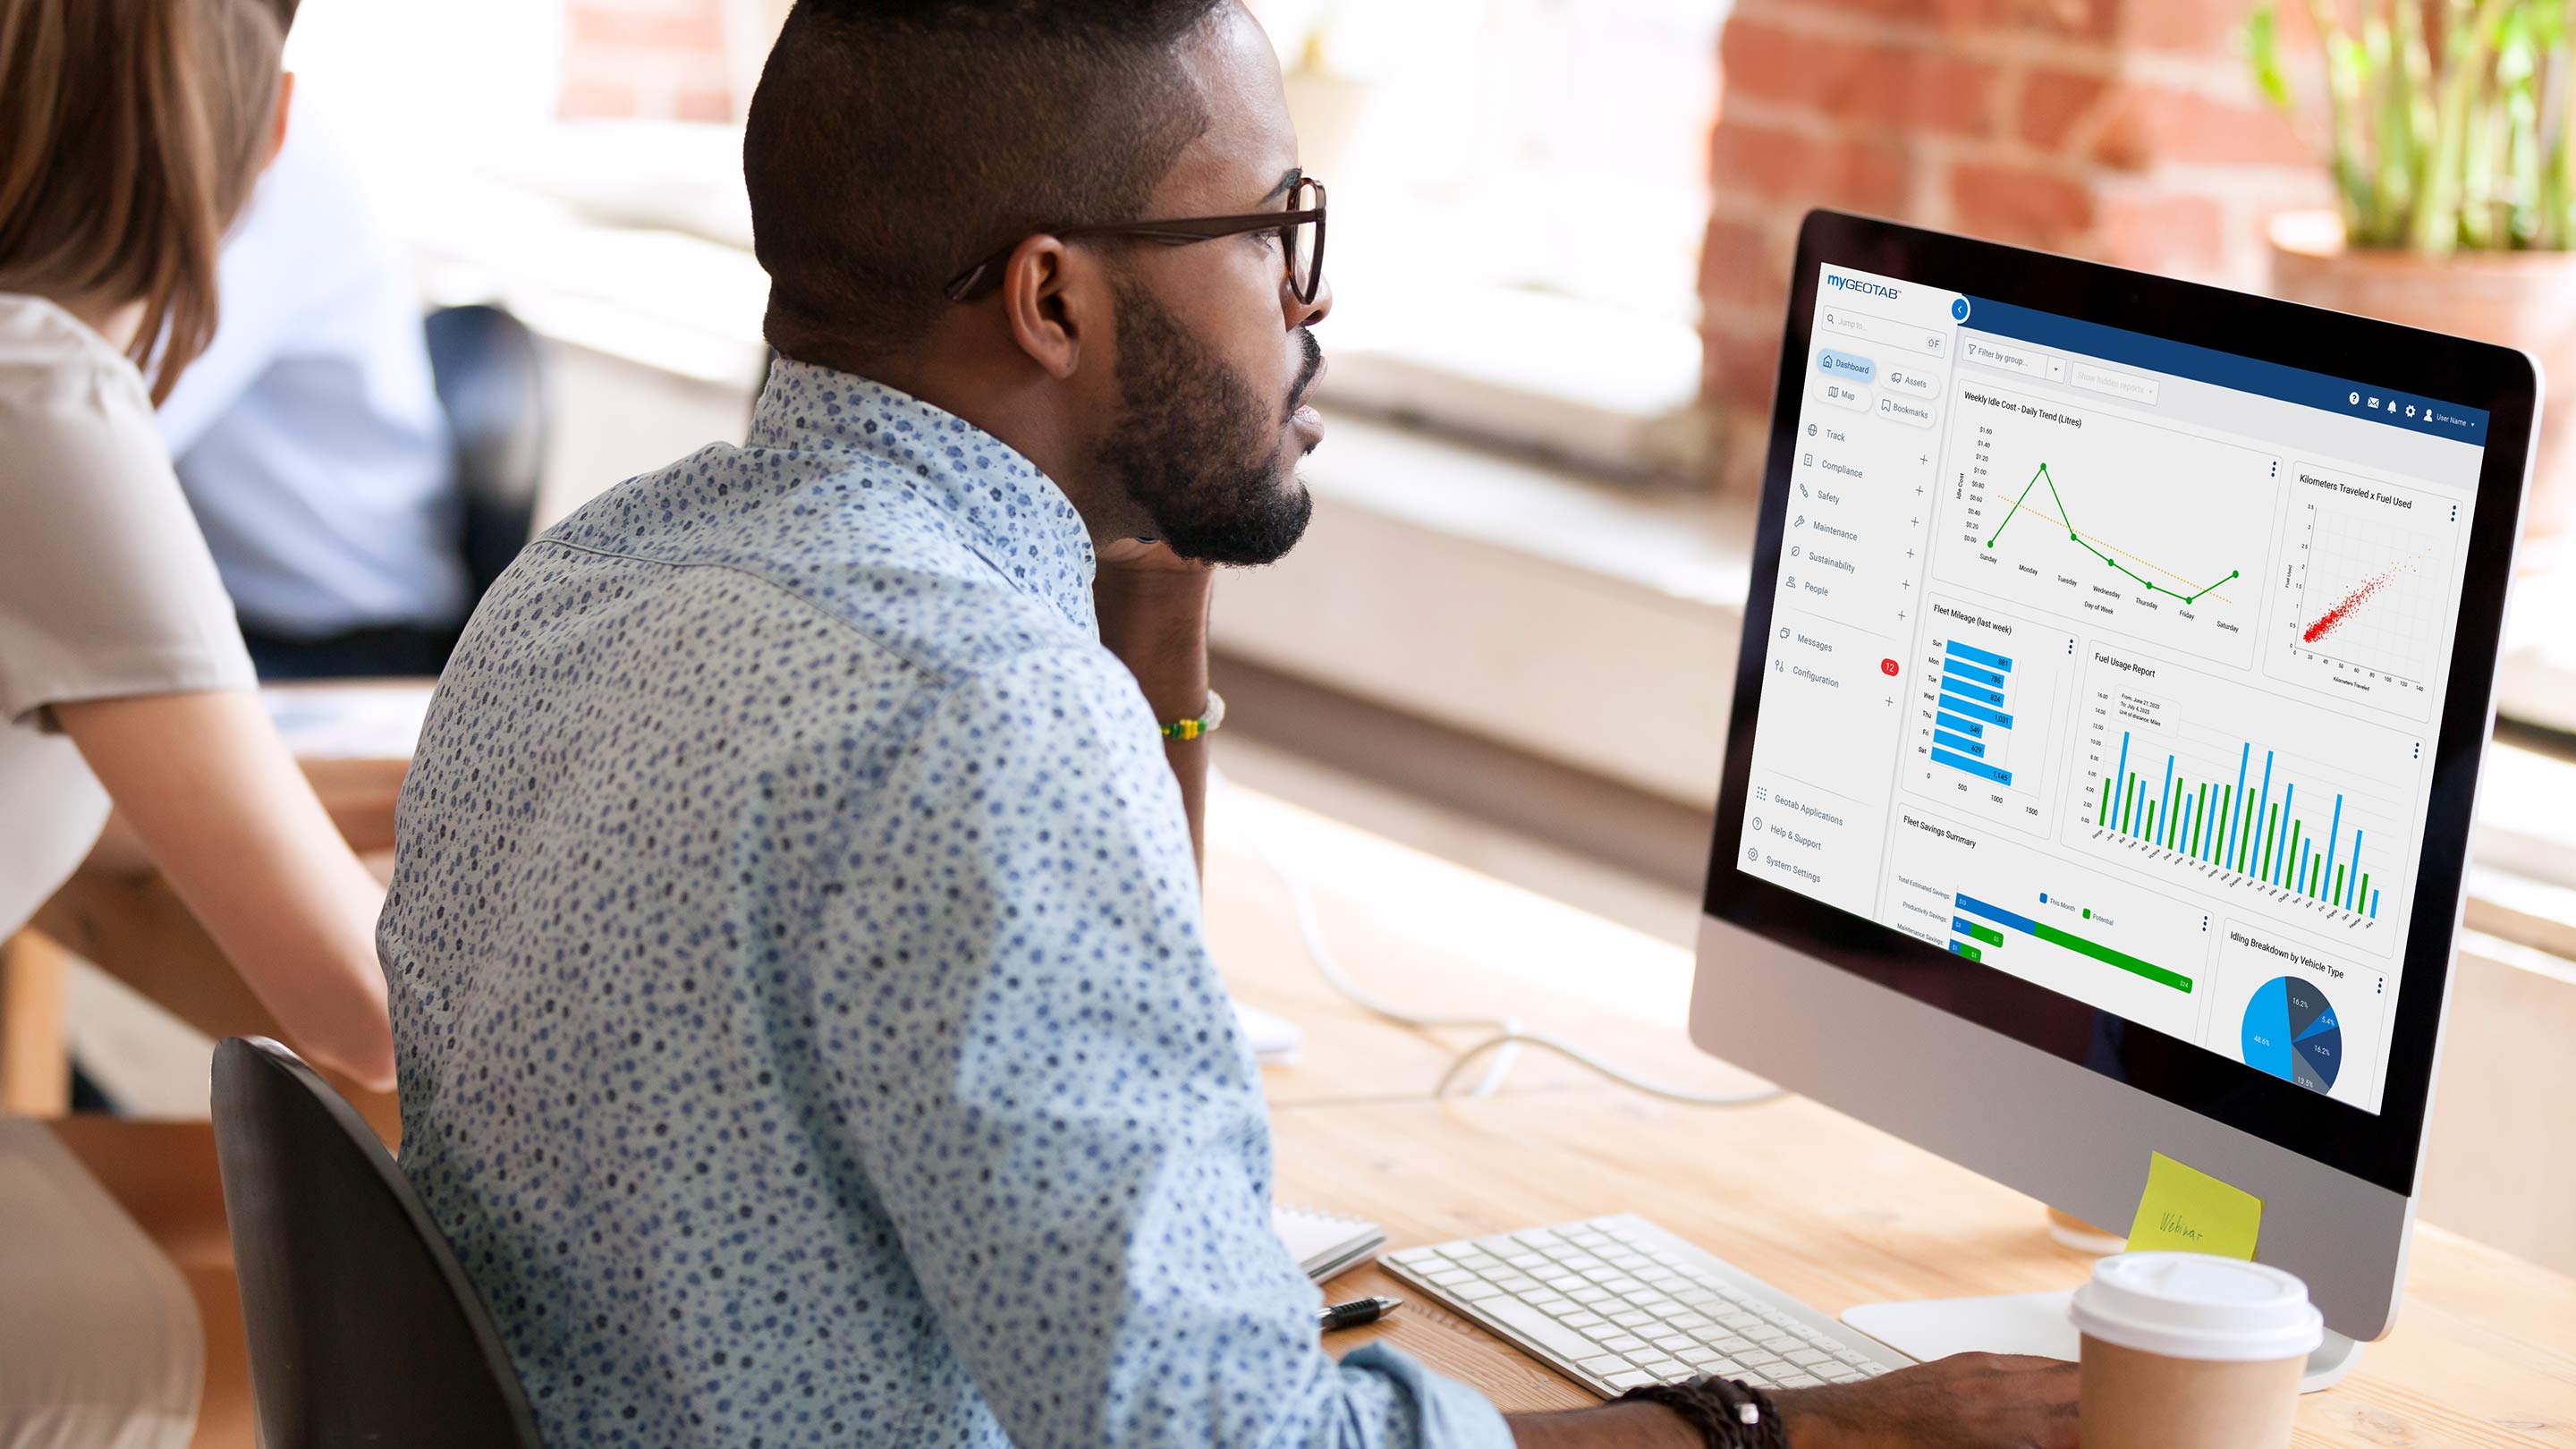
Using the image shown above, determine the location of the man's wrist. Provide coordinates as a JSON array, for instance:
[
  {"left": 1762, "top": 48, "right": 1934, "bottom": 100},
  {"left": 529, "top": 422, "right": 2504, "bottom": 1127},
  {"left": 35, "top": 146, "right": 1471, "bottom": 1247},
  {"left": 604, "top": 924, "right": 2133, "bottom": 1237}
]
[{"left": 1094, "top": 569, "right": 1213, "bottom": 720}]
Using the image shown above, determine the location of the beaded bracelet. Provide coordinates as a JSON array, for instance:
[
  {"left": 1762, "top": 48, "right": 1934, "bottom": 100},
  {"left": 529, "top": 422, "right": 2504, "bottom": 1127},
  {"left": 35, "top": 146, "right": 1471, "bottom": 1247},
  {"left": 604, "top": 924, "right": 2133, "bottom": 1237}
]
[{"left": 1614, "top": 1377, "right": 1789, "bottom": 1449}]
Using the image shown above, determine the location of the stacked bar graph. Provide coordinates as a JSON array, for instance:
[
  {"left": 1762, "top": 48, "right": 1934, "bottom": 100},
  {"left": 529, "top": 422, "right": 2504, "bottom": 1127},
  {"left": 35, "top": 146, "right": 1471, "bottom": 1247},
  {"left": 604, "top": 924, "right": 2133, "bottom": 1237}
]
[
  {"left": 1932, "top": 639, "right": 2015, "bottom": 786},
  {"left": 2097, "top": 729, "right": 2381, "bottom": 919}
]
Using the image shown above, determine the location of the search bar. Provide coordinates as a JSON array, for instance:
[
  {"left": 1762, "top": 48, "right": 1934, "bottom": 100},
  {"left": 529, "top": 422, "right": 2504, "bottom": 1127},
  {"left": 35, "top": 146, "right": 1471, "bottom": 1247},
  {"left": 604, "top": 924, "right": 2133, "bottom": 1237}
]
[
  {"left": 2069, "top": 360, "right": 2159, "bottom": 405},
  {"left": 1818, "top": 307, "right": 1946, "bottom": 357}
]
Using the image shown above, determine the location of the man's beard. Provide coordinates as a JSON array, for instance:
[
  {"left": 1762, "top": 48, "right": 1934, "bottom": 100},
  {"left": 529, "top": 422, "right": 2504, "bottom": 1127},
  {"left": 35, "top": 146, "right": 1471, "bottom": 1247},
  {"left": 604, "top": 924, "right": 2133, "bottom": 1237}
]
[{"left": 1093, "top": 281, "right": 1318, "bottom": 566}]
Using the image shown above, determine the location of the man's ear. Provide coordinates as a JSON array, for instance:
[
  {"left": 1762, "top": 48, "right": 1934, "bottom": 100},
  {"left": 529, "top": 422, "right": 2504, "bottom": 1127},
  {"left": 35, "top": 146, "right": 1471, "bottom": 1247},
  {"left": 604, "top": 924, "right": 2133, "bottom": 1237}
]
[
  {"left": 998, "top": 234, "right": 1090, "bottom": 381},
  {"left": 267, "top": 72, "right": 294, "bottom": 171}
]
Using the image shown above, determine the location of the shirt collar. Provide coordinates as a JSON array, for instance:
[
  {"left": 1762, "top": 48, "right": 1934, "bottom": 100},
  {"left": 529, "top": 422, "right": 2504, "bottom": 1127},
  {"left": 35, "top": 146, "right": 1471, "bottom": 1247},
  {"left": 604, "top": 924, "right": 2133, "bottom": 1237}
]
[{"left": 749, "top": 356, "right": 1097, "bottom": 627}]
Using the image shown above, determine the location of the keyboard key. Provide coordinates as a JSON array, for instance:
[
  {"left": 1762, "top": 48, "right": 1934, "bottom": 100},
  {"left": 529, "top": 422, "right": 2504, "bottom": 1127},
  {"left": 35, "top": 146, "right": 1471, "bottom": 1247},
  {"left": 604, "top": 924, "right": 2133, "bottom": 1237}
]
[
  {"left": 1667, "top": 1312, "right": 1711, "bottom": 1330},
  {"left": 1638, "top": 1357, "right": 1689, "bottom": 1378},
  {"left": 1606, "top": 1369, "right": 1657, "bottom": 1390},
  {"left": 1561, "top": 1312, "right": 1607, "bottom": 1330},
  {"left": 1524, "top": 1294, "right": 1572, "bottom": 1313},
  {"left": 1456, "top": 1284, "right": 1508, "bottom": 1302},
  {"left": 1826, "top": 1368, "right": 1869, "bottom": 1384},
  {"left": 1576, "top": 1355, "right": 1631, "bottom": 1376},
  {"left": 1569, "top": 1289, "right": 1613, "bottom": 1306},
  {"left": 1785, "top": 1349, "right": 1832, "bottom": 1368},
  {"left": 1648, "top": 1334, "right": 1693, "bottom": 1352},
  {"left": 1601, "top": 1335, "right": 1649, "bottom": 1355},
  {"left": 1609, "top": 1311, "right": 1654, "bottom": 1328},
  {"left": 1480, "top": 1298, "right": 1619, "bottom": 1362},
  {"left": 1780, "top": 1374, "right": 1823, "bottom": 1388}
]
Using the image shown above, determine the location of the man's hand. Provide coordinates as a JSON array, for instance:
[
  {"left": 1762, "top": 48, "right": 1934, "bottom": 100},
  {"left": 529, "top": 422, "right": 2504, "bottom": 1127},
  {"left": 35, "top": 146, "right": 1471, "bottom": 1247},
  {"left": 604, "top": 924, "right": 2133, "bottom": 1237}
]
[{"left": 1775, "top": 1353, "right": 2080, "bottom": 1449}]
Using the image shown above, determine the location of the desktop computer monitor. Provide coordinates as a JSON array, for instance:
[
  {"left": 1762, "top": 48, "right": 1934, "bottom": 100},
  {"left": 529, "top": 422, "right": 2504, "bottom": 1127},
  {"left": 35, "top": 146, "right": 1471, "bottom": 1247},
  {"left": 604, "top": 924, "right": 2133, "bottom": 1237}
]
[{"left": 1693, "top": 211, "right": 2538, "bottom": 1373}]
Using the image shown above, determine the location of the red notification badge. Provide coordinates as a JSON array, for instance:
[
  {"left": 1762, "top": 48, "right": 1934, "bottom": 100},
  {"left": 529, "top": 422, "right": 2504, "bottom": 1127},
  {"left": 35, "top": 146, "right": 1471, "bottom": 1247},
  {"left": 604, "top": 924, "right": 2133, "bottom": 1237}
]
[{"left": 1880, "top": 658, "right": 1900, "bottom": 676}]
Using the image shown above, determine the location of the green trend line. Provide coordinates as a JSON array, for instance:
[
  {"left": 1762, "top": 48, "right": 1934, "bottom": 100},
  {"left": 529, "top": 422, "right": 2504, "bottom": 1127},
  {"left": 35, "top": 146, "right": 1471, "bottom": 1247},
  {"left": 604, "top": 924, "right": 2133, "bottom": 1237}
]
[{"left": 1983, "top": 462, "right": 2239, "bottom": 603}]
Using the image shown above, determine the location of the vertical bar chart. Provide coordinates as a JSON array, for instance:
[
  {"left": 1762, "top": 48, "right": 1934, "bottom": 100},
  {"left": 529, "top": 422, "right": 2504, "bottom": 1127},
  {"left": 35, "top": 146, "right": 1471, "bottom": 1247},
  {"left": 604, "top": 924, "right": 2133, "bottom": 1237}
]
[{"left": 2072, "top": 648, "right": 2417, "bottom": 951}]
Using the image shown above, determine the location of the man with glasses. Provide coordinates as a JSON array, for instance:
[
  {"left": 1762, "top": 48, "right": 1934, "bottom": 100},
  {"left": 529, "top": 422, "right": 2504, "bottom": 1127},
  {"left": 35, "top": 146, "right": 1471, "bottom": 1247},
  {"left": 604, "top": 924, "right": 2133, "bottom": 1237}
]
[{"left": 381, "top": 3, "right": 2074, "bottom": 1445}]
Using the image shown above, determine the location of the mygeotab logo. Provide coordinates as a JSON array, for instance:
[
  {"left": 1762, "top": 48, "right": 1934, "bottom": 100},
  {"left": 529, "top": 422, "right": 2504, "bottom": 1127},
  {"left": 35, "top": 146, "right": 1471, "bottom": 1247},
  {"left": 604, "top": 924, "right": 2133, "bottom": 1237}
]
[{"left": 1826, "top": 275, "right": 1901, "bottom": 299}]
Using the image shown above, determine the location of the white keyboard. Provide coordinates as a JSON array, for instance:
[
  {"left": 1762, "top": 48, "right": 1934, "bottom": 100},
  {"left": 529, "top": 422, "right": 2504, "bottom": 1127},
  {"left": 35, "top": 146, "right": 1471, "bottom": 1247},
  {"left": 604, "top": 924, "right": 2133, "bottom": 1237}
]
[{"left": 1380, "top": 1215, "right": 1912, "bottom": 1395}]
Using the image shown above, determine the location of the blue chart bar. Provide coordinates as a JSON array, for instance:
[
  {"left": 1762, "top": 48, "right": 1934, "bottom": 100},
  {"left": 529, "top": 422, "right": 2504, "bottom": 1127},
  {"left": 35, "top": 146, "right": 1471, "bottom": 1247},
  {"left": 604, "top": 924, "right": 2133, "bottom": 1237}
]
[
  {"left": 2347, "top": 830, "right": 2364, "bottom": 910},
  {"left": 1940, "top": 676, "right": 2007, "bottom": 708},
  {"left": 1933, "top": 748, "right": 2012, "bottom": 784},
  {"left": 2369, "top": 888, "right": 2379, "bottom": 919},
  {"left": 1943, "top": 696, "right": 2013, "bottom": 729},
  {"left": 2158, "top": 755, "right": 2175, "bottom": 848},
  {"left": 1933, "top": 641, "right": 2016, "bottom": 790},
  {"left": 1947, "top": 639, "right": 2012, "bottom": 671},
  {"left": 2115, "top": 731, "right": 2132, "bottom": 831}
]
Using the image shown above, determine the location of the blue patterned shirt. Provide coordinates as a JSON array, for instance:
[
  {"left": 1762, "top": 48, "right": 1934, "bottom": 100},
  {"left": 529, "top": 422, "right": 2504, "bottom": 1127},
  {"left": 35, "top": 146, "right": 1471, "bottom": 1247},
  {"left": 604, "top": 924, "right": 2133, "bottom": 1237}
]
[{"left": 381, "top": 361, "right": 1512, "bottom": 1449}]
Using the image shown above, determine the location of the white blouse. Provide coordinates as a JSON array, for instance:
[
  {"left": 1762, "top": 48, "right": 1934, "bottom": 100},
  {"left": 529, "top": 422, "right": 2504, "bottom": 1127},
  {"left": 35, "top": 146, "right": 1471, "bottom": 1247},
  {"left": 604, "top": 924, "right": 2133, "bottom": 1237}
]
[{"left": 0, "top": 292, "right": 254, "bottom": 936}]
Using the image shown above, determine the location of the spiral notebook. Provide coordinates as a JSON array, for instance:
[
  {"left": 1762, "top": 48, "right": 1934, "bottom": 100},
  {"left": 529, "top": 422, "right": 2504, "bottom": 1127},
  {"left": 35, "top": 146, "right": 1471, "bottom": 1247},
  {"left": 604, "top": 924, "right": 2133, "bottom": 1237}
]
[{"left": 1273, "top": 1204, "right": 1385, "bottom": 1283}]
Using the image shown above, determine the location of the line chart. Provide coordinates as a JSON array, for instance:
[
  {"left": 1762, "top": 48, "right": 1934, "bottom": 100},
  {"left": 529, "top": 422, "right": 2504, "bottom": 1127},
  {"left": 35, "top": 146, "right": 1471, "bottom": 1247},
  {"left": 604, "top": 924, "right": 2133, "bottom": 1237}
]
[
  {"left": 1985, "top": 462, "right": 2242, "bottom": 605},
  {"left": 1933, "top": 386, "right": 2277, "bottom": 670}
]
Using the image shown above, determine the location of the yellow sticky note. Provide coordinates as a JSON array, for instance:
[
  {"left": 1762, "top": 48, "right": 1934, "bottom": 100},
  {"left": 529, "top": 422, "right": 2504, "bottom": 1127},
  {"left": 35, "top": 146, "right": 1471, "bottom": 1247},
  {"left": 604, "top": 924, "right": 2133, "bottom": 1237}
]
[{"left": 2126, "top": 1152, "right": 2262, "bottom": 1259}]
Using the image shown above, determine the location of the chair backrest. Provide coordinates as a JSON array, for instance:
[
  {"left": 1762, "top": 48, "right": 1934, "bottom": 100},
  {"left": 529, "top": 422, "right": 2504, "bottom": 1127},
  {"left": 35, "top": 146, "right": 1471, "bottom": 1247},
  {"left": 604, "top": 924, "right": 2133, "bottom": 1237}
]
[
  {"left": 211, "top": 1037, "right": 544, "bottom": 1449},
  {"left": 422, "top": 303, "right": 547, "bottom": 604}
]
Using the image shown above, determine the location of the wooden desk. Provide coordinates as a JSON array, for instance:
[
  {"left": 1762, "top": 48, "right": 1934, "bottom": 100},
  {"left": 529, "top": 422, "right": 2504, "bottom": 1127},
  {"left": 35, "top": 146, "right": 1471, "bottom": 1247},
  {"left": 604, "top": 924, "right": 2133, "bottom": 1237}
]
[
  {"left": 1198, "top": 784, "right": 2576, "bottom": 1445},
  {"left": 1273, "top": 1091, "right": 2576, "bottom": 1445}
]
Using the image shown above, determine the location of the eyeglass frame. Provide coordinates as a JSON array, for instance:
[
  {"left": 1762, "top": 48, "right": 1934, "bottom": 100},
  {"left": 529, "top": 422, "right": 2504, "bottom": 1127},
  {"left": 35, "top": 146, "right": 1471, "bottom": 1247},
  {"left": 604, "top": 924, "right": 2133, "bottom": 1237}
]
[{"left": 943, "top": 179, "right": 1326, "bottom": 306}]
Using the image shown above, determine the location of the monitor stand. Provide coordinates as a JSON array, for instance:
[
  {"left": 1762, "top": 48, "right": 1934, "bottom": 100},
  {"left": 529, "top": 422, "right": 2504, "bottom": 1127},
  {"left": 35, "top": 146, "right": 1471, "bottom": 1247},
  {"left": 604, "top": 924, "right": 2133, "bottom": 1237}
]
[{"left": 1842, "top": 1293, "right": 2362, "bottom": 1394}]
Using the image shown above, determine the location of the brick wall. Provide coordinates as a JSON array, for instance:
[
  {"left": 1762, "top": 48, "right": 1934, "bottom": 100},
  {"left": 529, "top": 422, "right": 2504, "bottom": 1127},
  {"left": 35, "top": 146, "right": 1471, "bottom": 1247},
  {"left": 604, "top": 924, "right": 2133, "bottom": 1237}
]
[
  {"left": 559, "top": 0, "right": 736, "bottom": 123},
  {"left": 1699, "top": 0, "right": 2328, "bottom": 490}
]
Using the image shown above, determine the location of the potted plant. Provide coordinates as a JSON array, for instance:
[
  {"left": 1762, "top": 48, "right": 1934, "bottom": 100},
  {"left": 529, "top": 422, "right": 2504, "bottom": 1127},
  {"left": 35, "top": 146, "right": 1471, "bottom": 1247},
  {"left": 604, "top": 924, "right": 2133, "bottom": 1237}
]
[{"left": 2250, "top": 0, "right": 2576, "bottom": 562}]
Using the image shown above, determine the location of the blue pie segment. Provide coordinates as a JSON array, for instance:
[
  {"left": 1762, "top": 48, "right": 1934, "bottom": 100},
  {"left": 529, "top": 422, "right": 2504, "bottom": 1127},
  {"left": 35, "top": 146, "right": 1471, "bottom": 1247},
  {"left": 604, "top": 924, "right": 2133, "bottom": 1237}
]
[{"left": 2241, "top": 975, "right": 2340, "bottom": 1094}]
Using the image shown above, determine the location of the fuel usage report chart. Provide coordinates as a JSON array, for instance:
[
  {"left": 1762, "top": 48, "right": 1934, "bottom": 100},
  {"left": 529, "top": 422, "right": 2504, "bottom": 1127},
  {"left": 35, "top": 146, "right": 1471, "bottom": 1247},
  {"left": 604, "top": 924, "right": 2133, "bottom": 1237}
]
[{"left": 1739, "top": 264, "right": 2487, "bottom": 1114}]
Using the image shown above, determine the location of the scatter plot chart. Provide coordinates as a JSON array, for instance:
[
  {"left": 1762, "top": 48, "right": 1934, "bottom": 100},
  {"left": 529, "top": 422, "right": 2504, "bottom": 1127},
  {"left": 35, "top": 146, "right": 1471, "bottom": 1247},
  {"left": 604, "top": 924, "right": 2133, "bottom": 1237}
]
[{"left": 2267, "top": 463, "right": 2465, "bottom": 722}]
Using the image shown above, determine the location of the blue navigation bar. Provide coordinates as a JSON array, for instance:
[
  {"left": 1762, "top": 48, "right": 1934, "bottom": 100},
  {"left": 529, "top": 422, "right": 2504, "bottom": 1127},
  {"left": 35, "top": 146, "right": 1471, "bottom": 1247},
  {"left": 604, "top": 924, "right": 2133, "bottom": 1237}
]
[{"left": 1962, "top": 295, "right": 2489, "bottom": 445}]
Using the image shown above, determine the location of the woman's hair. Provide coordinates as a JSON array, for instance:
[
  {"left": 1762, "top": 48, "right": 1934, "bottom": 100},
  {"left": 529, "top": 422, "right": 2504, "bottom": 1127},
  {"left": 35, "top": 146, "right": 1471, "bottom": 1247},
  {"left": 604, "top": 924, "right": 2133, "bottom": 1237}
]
[{"left": 0, "top": 0, "right": 285, "bottom": 402}]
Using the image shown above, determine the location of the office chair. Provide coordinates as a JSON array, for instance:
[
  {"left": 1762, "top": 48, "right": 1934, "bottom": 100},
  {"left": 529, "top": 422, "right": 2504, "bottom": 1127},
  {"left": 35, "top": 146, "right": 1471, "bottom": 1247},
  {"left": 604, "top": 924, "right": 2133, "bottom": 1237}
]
[
  {"left": 423, "top": 303, "right": 547, "bottom": 605},
  {"left": 210, "top": 1037, "right": 544, "bottom": 1449}
]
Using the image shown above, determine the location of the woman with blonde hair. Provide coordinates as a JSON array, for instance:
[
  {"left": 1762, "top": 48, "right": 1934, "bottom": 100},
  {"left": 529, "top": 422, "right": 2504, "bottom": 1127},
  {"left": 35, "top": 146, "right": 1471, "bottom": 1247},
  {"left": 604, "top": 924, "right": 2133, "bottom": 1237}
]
[{"left": 1, "top": 1, "right": 400, "bottom": 1445}]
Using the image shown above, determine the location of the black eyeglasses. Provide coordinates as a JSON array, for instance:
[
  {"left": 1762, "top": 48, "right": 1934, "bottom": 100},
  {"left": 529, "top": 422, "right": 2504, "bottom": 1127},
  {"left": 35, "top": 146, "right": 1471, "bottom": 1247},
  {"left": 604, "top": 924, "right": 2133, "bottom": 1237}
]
[{"left": 944, "top": 177, "right": 1326, "bottom": 305}]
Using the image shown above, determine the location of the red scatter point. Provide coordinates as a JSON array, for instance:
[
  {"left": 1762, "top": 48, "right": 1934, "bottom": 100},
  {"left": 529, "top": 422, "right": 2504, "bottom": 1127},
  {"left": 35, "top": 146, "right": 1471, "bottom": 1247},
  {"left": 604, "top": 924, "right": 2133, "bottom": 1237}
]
[{"left": 2302, "top": 572, "right": 2389, "bottom": 643}]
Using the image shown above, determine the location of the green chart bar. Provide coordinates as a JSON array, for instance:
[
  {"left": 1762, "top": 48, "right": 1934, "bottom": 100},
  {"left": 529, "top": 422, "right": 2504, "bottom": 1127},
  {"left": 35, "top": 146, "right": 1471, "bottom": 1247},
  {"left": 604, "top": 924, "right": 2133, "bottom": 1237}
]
[
  {"left": 2261, "top": 806, "right": 2278, "bottom": 879},
  {"left": 2099, "top": 777, "right": 2115, "bottom": 826},
  {"left": 2193, "top": 785, "right": 2208, "bottom": 856},
  {"left": 2288, "top": 824, "right": 2302, "bottom": 892},
  {"left": 2145, "top": 803, "right": 2157, "bottom": 842},
  {"left": 1953, "top": 894, "right": 2193, "bottom": 993},
  {"left": 2333, "top": 864, "right": 2344, "bottom": 902},
  {"left": 2359, "top": 871, "right": 2370, "bottom": 911},
  {"left": 2218, "top": 786, "right": 2235, "bottom": 865}
]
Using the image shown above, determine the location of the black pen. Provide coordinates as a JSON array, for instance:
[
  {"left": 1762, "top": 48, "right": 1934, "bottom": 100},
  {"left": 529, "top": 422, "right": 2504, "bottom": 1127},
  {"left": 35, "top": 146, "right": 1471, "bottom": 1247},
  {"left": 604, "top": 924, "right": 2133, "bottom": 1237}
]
[{"left": 1317, "top": 1295, "right": 1404, "bottom": 1331}]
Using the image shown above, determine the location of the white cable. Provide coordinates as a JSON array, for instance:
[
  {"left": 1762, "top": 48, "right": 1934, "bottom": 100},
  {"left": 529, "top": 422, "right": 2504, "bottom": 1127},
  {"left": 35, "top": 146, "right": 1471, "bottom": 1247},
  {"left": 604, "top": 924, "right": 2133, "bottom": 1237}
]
[{"left": 1217, "top": 769, "right": 1784, "bottom": 1107}]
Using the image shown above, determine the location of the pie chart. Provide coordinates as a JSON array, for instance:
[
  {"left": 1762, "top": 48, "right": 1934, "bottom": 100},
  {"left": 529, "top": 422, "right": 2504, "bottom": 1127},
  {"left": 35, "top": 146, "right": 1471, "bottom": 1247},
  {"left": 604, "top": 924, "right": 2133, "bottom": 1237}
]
[{"left": 2241, "top": 976, "right": 2341, "bottom": 1093}]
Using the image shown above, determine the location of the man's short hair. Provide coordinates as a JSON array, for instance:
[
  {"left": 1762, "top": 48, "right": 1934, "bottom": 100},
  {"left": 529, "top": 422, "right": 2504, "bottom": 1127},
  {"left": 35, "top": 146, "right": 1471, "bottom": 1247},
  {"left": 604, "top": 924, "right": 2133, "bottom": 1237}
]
[{"left": 746, "top": 0, "right": 1230, "bottom": 367}]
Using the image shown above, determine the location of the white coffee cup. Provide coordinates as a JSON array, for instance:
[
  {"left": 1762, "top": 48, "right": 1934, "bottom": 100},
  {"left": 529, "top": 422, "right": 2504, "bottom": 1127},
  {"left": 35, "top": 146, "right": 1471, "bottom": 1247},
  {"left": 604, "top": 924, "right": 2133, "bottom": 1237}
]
[{"left": 2068, "top": 1252, "right": 2325, "bottom": 1449}]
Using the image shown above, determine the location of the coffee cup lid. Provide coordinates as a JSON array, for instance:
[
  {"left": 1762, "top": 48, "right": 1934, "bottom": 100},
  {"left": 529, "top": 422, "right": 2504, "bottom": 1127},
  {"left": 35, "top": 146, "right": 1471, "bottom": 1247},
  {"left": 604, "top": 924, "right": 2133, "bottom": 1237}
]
[{"left": 2068, "top": 1252, "right": 2325, "bottom": 1362}]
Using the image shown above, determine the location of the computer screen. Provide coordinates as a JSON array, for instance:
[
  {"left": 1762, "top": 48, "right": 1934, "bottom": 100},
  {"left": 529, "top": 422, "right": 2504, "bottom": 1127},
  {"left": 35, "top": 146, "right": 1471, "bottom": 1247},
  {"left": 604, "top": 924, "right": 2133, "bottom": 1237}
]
[{"left": 1736, "top": 261, "right": 2493, "bottom": 1119}]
